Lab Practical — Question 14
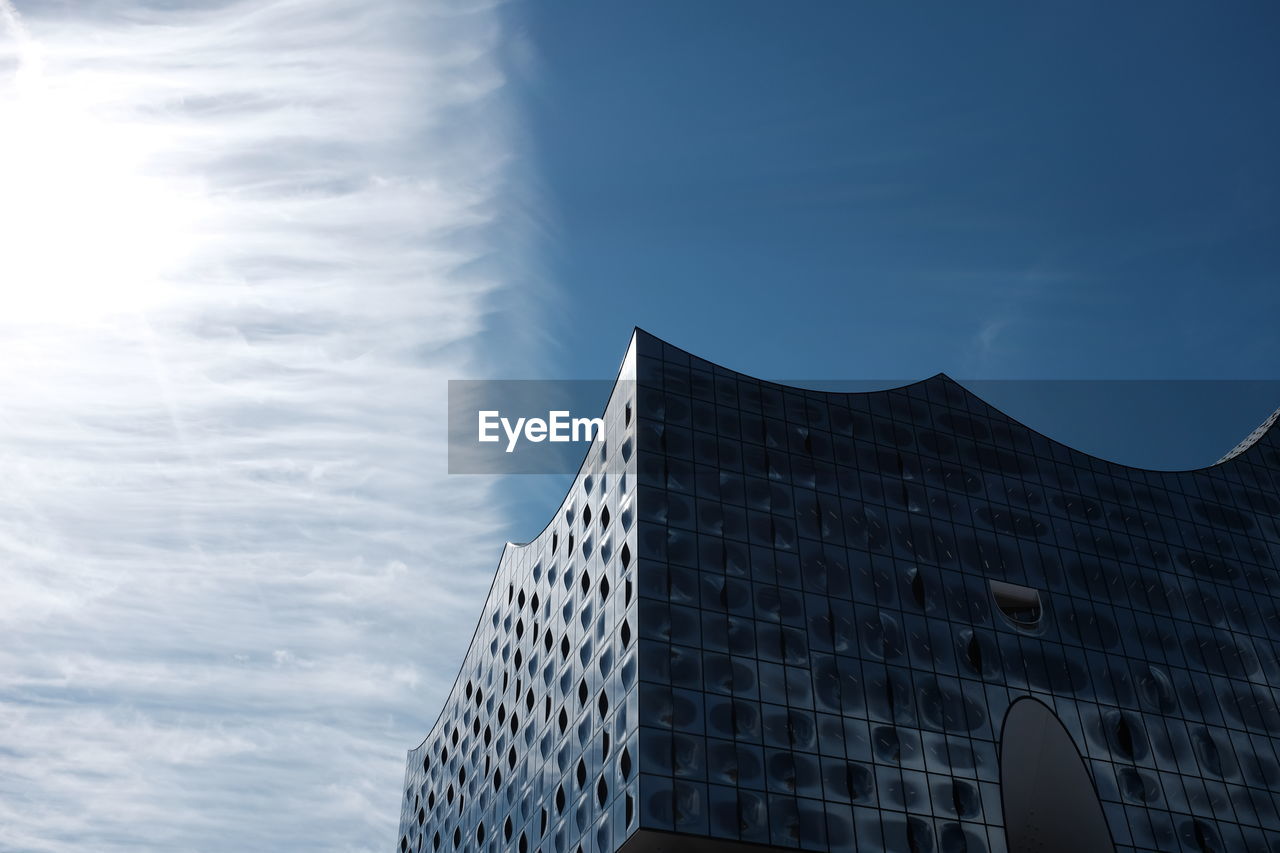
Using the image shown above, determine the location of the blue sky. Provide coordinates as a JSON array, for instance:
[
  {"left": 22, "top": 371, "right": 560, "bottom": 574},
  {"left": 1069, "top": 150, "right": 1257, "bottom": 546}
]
[
  {"left": 512, "top": 3, "right": 1280, "bottom": 382},
  {"left": 0, "top": 2, "right": 1278, "bottom": 852},
  {"left": 492, "top": 1, "right": 1280, "bottom": 504}
]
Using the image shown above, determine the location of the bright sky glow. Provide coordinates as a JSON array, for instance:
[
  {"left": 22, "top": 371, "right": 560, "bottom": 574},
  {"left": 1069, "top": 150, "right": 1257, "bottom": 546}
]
[
  {"left": 0, "top": 27, "right": 203, "bottom": 322},
  {"left": 0, "top": 2, "right": 531, "bottom": 851}
]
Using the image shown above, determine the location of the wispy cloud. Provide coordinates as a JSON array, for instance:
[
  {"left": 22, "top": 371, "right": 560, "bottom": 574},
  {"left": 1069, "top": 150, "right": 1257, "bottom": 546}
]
[{"left": 0, "top": 1, "right": 528, "bottom": 850}]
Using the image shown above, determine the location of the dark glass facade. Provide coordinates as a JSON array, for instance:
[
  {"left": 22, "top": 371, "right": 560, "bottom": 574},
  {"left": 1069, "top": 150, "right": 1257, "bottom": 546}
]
[{"left": 397, "top": 330, "right": 1280, "bottom": 853}]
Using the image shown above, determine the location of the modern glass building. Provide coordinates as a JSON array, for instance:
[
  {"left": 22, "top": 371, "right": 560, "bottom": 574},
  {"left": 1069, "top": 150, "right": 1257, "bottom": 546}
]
[{"left": 396, "top": 330, "right": 1280, "bottom": 853}]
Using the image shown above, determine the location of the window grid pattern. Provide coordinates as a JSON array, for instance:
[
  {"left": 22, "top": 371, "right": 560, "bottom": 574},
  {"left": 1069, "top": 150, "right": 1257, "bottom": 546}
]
[{"left": 629, "top": 332, "right": 1280, "bottom": 853}]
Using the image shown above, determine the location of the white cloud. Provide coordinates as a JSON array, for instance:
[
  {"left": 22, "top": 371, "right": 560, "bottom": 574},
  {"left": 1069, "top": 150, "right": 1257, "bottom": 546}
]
[
  {"left": 974, "top": 316, "right": 1008, "bottom": 354},
  {"left": 0, "top": 1, "right": 528, "bottom": 850}
]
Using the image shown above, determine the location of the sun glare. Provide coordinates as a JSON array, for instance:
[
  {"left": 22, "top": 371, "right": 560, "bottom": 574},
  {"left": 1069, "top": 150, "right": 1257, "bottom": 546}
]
[{"left": 0, "top": 36, "right": 204, "bottom": 324}]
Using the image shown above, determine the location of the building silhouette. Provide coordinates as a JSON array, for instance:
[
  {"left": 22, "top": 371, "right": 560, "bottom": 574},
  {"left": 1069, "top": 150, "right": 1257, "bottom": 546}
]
[{"left": 396, "top": 330, "right": 1280, "bottom": 853}]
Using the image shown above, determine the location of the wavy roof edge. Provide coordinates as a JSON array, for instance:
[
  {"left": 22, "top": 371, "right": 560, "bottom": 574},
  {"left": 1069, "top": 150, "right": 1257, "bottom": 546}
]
[
  {"left": 404, "top": 327, "right": 1280, "bottom": 756},
  {"left": 632, "top": 327, "right": 1280, "bottom": 475}
]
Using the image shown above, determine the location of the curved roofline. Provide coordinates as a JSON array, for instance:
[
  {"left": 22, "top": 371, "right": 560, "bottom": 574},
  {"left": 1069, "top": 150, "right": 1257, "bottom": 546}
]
[
  {"left": 502, "top": 330, "right": 638, "bottom": 549},
  {"left": 405, "top": 331, "right": 638, "bottom": 756},
  {"left": 633, "top": 326, "right": 1280, "bottom": 475}
]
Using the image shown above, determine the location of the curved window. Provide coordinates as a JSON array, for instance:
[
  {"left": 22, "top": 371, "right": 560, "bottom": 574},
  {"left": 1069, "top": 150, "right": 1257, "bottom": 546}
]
[
  {"left": 1001, "top": 697, "right": 1115, "bottom": 853},
  {"left": 990, "top": 580, "right": 1043, "bottom": 629}
]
